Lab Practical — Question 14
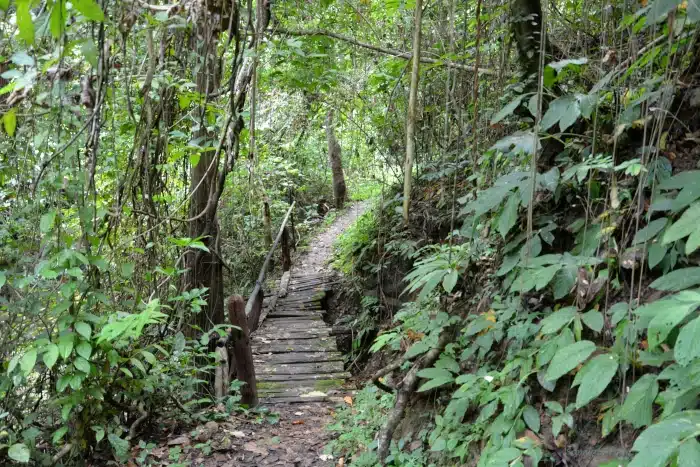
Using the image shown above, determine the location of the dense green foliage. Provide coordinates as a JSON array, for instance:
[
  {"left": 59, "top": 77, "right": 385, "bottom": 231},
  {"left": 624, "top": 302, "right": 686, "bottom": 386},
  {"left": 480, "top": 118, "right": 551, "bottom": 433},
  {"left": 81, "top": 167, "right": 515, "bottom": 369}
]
[{"left": 1, "top": 0, "right": 700, "bottom": 464}]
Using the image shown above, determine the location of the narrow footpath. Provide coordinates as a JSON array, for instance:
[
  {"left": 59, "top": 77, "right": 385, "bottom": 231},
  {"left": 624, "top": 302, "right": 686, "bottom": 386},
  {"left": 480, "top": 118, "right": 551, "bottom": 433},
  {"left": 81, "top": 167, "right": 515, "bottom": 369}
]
[{"left": 174, "top": 201, "right": 369, "bottom": 467}]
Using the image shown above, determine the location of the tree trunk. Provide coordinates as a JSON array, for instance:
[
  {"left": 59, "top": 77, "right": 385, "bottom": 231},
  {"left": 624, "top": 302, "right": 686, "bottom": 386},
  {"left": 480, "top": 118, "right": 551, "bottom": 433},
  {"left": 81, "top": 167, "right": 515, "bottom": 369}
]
[
  {"left": 511, "top": 0, "right": 559, "bottom": 78},
  {"left": 325, "top": 110, "right": 347, "bottom": 209},
  {"left": 402, "top": 0, "right": 423, "bottom": 225},
  {"left": 185, "top": 14, "right": 225, "bottom": 334}
]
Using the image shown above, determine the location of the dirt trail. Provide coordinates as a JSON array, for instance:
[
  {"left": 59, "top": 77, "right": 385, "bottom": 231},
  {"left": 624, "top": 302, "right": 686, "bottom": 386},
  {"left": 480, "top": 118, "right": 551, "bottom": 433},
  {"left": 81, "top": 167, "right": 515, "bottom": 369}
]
[{"left": 160, "top": 201, "right": 369, "bottom": 467}]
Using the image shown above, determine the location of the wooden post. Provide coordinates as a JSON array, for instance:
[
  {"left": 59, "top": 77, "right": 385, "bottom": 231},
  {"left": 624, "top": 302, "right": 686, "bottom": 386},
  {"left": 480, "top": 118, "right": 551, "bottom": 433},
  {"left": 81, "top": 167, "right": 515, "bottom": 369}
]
[
  {"left": 281, "top": 227, "right": 291, "bottom": 272},
  {"left": 214, "top": 345, "right": 229, "bottom": 399},
  {"left": 247, "top": 287, "right": 264, "bottom": 332},
  {"left": 227, "top": 295, "right": 258, "bottom": 407}
]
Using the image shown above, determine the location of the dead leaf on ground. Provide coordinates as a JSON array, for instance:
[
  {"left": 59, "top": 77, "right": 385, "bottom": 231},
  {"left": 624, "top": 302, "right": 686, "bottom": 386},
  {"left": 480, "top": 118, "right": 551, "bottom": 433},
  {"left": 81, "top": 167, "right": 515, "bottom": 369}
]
[
  {"left": 243, "top": 441, "right": 268, "bottom": 456},
  {"left": 292, "top": 420, "right": 305, "bottom": 425},
  {"left": 167, "top": 435, "right": 191, "bottom": 446},
  {"left": 343, "top": 396, "right": 353, "bottom": 406}
]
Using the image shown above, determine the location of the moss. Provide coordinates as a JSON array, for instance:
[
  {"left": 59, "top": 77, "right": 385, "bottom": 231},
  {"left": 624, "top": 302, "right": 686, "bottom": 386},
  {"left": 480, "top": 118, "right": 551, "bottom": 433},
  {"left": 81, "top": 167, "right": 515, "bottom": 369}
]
[
  {"left": 257, "top": 381, "right": 284, "bottom": 390},
  {"left": 314, "top": 379, "right": 344, "bottom": 391}
]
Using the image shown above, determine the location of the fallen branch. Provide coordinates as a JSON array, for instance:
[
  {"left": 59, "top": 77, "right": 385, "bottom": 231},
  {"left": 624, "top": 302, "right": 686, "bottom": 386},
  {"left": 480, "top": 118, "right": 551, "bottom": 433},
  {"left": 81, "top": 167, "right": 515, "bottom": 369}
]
[
  {"left": 52, "top": 444, "right": 72, "bottom": 463},
  {"left": 269, "top": 28, "right": 496, "bottom": 75},
  {"left": 376, "top": 330, "right": 454, "bottom": 461},
  {"left": 127, "top": 402, "right": 148, "bottom": 441}
]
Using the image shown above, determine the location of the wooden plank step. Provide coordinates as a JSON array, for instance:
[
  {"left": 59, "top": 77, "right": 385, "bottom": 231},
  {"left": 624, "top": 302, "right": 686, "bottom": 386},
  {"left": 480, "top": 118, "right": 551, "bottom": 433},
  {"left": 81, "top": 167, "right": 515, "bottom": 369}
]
[
  {"left": 260, "top": 395, "right": 329, "bottom": 404},
  {"left": 254, "top": 351, "right": 343, "bottom": 364},
  {"left": 257, "top": 377, "right": 345, "bottom": 390},
  {"left": 252, "top": 330, "right": 331, "bottom": 340},
  {"left": 255, "top": 361, "right": 345, "bottom": 375},
  {"left": 264, "top": 317, "right": 324, "bottom": 325},
  {"left": 253, "top": 341, "right": 337, "bottom": 354},
  {"left": 267, "top": 311, "right": 324, "bottom": 318},
  {"left": 258, "top": 384, "right": 343, "bottom": 398},
  {"left": 257, "top": 372, "right": 350, "bottom": 382}
]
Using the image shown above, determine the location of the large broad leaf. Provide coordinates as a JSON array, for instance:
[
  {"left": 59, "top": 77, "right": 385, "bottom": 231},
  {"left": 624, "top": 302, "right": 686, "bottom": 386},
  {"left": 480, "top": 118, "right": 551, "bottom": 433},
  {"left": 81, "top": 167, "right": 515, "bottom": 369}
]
[
  {"left": 16, "top": 0, "right": 35, "bottom": 44},
  {"left": 497, "top": 193, "right": 519, "bottom": 239},
  {"left": 465, "top": 184, "right": 513, "bottom": 217},
  {"left": 619, "top": 374, "right": 658, "bottom": 428},
  {"left": 573, "top": 354, "right": 618, "bottom": 408},
  {"left": 581, "top": 310, "right": 604, "bottom": 333},
  {"left": 58, "top": 333, "right": 75, "bottom": 360},
  {"left": 43, "top": 344, "right": 59, "bottom": 369},
  {"left": 491, "top": 95, "right": 525, "bottom": 125},
  {"left": 650, "top": 267, "right": 700, "bottom": 291},
  {"left": 688, "top": 0, "right": 700, "bottom": 22},
  {"left": 674, "top": 316, "right": 700, "bottom": 366},
  {"left": 541, "top": 95, "right": 581, "bottom": 132},
  {"left": 663, "top": 202, "right": 700, "bottom": 245},
  {"left": 632, "top": 217, "right": 668, "bottom": 245},
  {"left": 490, "top": 131, "right": 540, "bottom": 156},
  {"left": 20, "top": 349, "right": 37, "bottom": 376},
  {"left": 630, "top": 411, "right": 700, "bottom": 467},
  {"left": 3, "top": 108, "right": 16, "bottom": 136},
  {"left": 539, "top": 307, "right": 577, "bottom": 335},
  {"left": 8, "top": 443, "right": 30, "bottom": 463},
  {"left": 646, "top": 294, "right": 700, "bottom": 350},
  {"left": 545, "top": 340, "right": 596, "bottom": 382},
  {"left": 72, "top": 0, "right": 105, "bottom": 21},
  {"left": 523, "top": 405, "right": 540, "bottom": 432},
  {"left": 686, "top": 228, "right": 700, "bottom": 255},
  {"left": 646, "top": 0, "right": 683, "bottom": 24}
]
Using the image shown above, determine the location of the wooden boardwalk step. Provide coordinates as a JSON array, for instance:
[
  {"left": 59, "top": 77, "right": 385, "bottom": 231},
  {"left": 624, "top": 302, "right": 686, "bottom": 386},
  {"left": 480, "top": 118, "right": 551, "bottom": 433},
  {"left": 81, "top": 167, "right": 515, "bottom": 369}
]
[{"left": 251, "top": 271, "right": 348, "bottom": 403}]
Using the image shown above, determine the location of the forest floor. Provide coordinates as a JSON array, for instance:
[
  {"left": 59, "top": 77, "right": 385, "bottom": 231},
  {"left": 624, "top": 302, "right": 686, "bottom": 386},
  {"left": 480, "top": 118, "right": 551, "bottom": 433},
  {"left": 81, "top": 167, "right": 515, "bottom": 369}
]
[{"left": 150, "top": 201, "right": 370, "bottom": 467}]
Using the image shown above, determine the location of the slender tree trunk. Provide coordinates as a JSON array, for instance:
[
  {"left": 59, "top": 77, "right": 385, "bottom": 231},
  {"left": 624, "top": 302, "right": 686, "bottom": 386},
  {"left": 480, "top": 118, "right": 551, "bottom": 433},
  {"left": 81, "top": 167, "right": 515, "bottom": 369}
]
[
  {"left": 186, "top": 15, "right": 225, "bottom": 334},
  {"left": 402, "top": 0, "right": 423, "bottom": 225},
  {"left": 325, "top": 110, "right": 347, "bottom": 209}
]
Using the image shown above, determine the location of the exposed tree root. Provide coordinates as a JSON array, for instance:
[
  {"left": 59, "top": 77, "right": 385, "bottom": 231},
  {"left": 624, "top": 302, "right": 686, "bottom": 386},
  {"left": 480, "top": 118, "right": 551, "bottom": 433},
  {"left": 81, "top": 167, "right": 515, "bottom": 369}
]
[{"left": 377, "top": 330, "right": 454, "bottom": 461}]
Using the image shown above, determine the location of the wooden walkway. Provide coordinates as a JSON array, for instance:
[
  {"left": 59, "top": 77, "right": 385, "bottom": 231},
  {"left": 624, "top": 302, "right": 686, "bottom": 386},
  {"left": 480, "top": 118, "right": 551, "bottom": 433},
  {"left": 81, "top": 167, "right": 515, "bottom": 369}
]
[{"left": 252, "top": 272, "right": 349, "bottom": 404}]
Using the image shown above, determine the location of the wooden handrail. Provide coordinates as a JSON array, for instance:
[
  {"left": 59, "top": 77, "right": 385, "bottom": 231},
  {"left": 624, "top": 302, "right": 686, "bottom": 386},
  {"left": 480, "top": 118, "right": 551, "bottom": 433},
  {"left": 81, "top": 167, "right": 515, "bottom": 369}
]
[{"left": 244, "top": 201, "right": 295, "bottom": 332}]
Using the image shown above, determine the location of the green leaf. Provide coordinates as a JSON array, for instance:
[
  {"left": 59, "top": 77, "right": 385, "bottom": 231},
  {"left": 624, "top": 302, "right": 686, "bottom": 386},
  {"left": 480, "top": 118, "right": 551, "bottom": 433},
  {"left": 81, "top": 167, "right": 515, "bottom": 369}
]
[
  {"left": 619, "top": 374, "right": 658, "bottom": 428},
  {"left": 72, "top": 0, "right": 105, "bottom": 21},
  {"left": 442, "top": 269, "right": 458, "bottom": 293},
  {"left": 581, "top": 310, "right": 604, "bottom": 333},
  {"left": 58, "top": 333, "right": 74, "bottom": 360},
  {"left": 648, "top": 242, "right": 668, "bottom": 269},
  {"left": 40, "top": 210, "right": 57, "bottom": 233},
  {"left": 0, "top": 271, "right": 5, "bottom": 288},
  {"left": 688, "top": 0, "right": 700, "bottom": 21},
  {"left": 491, "top": 95, "right": 525, "bottom": 125},
  {"left": 539, "top": 307, "right": 577, "bottom": 335},
  {"left": 74, "top": 321, "right": 92, "bottom": 339},
  {"left": 632, "top": 218, "right": 668, "bottom": 245},
  {"left": 76, "top": 341, "right": 92, "bottom": 360},
  {"left": 647, "top": 296, "right": 699, "bottom": 350},
  {"left": 50, "top": 0, "right": 66, "bottom": 38},
  {"left": 43, "top": 344, "right": 59, "bottom": 369},
  {"left": 663, "top": 202, "right": 700, "bottom": 245},
  {"left": 8, "top": 443, "right": 30, "bottom": 463},
  {"left": 523, "top": 405, "right": 540, "bottom": 432},
  {"left": 545, "top": 340, "right": 596, "bottom": 382},
  {"left": 686, "top": 228, "right": 700, "bottom": 255},
  {"left": 417, "top": 375, "right": 454, "bottom": 392},
  {"left": 541, "top": 95, "right": 581, "bottom": 132},
  {"left": 650, "top": 267, "right": 700, "bottom": 292},
  {"left": 3, "top": 108, "right": 17, "bottom": 136},
  {"left": 486, "top": 447, "right": 522, "bottom": 466},
  {"left": 0, "top": 0, "right": 9, "bottom": 11},
  {"left": 678, "top": 438, "right": 700, "bottom": 467},
  {"left": 574, "top": 354, "right": 618, "bottom": 408},
  {"left": 120, "top": 262, "right": 135, "bottom": 278},
  {"left": 130, "top": 357, "right": 147, "bottom": 375},
  {"left": 646, "top": 0, "right": 683, "bottom": 24},
  {"left": 81, "top": 39, "right": 98, "bottom": 68},
  {"left": 52, "top": 426, "right": 68, "bottom": 444},
  {"left": 552, "top": 266, "right": 577, "bottom": 300},
  {"left": 189, "top": 153, "right": 201, "bottom": 167},
  {"left": 74, "top": 357, "right": 90, "bottom": 374},
  {"left": 16, "top": 0, "right": 35, "bottom": 44},
  {"left": 498, "top": 193, "right": 519, "bottom": 239},
  {"left": 417, "top": 368, "right": 454, "bottom": 379},
  {"left": 20, "top": 349, "right": 37, "bottom": 376},
  {"left": 674, "top": 316, "right": 700, "bottom": 366},
  {"left": 431, "top": 437, "right": 446, "bottom": 452}
]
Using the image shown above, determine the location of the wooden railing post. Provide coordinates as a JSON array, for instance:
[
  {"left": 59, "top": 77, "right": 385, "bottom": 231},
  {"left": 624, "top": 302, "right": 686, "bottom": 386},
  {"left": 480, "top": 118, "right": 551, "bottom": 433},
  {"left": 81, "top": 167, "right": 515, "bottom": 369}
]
[
  {"left": 226, "top": 295, "right": 258, "bottom": 406},
  {"left": 281, "top": 227, "right": 291, "bottom": 272}
]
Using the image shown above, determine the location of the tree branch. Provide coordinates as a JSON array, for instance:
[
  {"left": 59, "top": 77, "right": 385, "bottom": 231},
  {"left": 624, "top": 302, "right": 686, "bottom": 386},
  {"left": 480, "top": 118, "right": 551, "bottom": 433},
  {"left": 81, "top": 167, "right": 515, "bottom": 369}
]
[{"left": 269, "top": 28, "right": 496, "bottom": 75}]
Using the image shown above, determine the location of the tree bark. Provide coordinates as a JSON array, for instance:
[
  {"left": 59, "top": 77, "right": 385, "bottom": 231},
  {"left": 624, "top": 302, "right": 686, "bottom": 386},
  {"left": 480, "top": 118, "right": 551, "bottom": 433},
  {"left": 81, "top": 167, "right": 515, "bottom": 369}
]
[
  {"left": 186, "top": 13, "right": 226, "bottom": 334},
  {"left": 325, "top": 110, "right": 347, "bottom": 209},
  {"left": 402, "top": 0, "right": 423, "bottom": 225},
  {"left": 227, "top": 295, "right": 258, "bottom": 406}
]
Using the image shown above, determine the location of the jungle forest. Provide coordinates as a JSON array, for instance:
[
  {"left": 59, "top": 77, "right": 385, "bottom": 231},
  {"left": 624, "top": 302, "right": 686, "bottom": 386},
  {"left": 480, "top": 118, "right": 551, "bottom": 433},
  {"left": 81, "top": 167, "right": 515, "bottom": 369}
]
[{"left": 2, "top": 0, "right": 700, "bottom": 465}]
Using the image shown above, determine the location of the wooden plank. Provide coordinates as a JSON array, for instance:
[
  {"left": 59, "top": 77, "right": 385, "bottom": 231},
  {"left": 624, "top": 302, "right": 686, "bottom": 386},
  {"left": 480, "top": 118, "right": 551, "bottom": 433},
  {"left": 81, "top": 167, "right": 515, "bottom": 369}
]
[
  {"left": 256, "top": 361, "right": 345, "bottom": 375},
  {"left": 266, "top": 310, "right": 324, "bottom": 318},
  {"left": 258, "top": 377, "right": 345, "bottom": 390},
  {"left": 261, "top": 395, "right": 329, "bottom": 404},
  {"left": 252, "top": 329, "right": 332, "bottom": 340},
  {"left": 254, "top": 351, "right": 343, "bottom": 364},
  {"left": 258, "top": 372, "right": 350, "bottom": 382},
  {"left": 264, "top": 316, "right": 324, "bottom": 324},
  {"left": 253, "top": 340, "right": 337, "bottom": 353}
]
